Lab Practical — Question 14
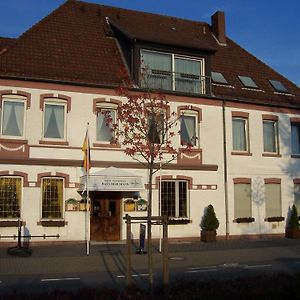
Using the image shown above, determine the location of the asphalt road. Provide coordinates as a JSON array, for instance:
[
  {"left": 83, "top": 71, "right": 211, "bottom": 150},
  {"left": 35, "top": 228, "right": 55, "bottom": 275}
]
[{"left": 1, "top": 238, "right": 300, "bottom": 295}]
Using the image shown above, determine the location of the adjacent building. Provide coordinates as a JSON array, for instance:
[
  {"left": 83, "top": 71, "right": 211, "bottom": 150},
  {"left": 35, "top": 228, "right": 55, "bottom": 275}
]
[{"left": 0, "top": 0, "right": 299, "bottom": 243}]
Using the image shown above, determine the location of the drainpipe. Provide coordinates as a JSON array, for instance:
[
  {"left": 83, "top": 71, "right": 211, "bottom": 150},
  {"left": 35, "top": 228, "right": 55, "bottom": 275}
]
[{"left": 222, "top": 99, "right": 229, "bottom": 240}]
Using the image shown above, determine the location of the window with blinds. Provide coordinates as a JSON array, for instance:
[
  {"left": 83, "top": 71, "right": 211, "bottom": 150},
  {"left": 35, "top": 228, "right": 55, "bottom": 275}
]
[
  {"left": 0, "top": 177, "right": 21, "bottom": 219},
  {"left": 234, "top": 183, "right": 251, "bottom": 218},
  {"left": 294, "top": 183, "right": 300, "bottom": 214},
  {"left": 42, "top": 178, "right": 64, "bottom": 219},
  {"left": 265, "top": 183, "right": 281, "bottom": 217}
]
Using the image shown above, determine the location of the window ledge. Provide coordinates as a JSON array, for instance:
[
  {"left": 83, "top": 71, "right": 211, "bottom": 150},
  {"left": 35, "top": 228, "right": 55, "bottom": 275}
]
[
  {"left": 168, "top": 218, "right": 191, "bottom": 225},
  {"left": 291, "top": 154, "right": 300, "bottom": 158},
  {"left": 231, "top": 151, "right": 252, "bottom": 156},
  {"left": 39, "top": 140, "right": 69, "bottom": 146},
  {"left": 233, "top": 217, "right": 255, "bottom": 223},
  {"left": 0, "top": 138, "right": 28, "bottom": 144},
  {"left": 264, "top": 216, "right": 285, "bottom": 222},
  {"left": 37, "top": 220, "right": 67, "bottom": 227},
  {"left": 93, "top": 142, "right": 121, "bottom": 149},
  {"left": 0, "top": 220, "right": 26, "bottom": 227},
  {"left": 262, "top": 153, "right": 281, "bottom": 157}
]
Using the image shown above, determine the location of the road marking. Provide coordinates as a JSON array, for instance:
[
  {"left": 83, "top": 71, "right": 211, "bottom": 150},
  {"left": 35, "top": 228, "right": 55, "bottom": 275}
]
[
  {"left": 185, "top": 268, "right": 217, "bottom": 274},
  {"left": 187, "top": 266, "right": 217, "bottom": 270},
  {"left": 222, "top": 263, "right": 239, "bottom": 268},
  {"left": 295, "top": 261, "right": 300, "bottom": 264},
  {"left": 169, "top": 256, "right": 185, "bottom": 261},
  {"left": 41, "top": 277, "right": 80, "bottom": 282},
  {"left": 117, "top": 273, "right": 149, "bottom": 278},
  {"left": 244, "top": 264, "right": 272, "bottom": 269}
]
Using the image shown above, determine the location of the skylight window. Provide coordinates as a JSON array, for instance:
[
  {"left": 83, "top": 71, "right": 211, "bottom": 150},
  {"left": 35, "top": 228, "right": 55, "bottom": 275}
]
[
  {"left": 211, "top": 72, "right": 228, "bottom": 84},
  {"left": 238, "top": 76, "right": 258, "bottom": 88},
  {"left": 269, "top": 80, "right": 289, "bottom": 93}
]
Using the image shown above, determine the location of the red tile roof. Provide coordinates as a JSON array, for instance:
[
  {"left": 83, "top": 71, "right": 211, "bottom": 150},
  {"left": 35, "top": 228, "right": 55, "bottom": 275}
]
[
  {"left": 0, "top": 0, "right": 299, "bottom": 107},
  {"left": 0, "top": 37, "right": 15, "bottom": 52}
]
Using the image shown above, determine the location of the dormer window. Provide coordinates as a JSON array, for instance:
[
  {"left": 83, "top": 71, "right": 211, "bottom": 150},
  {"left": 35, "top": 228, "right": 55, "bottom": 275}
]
[
  {"left": 140, "top": 50, "right": 206, "bottom": 94},
  {"left": 269, "top": 80, "right": 289, "bottom": 93},
  {"left": 238, "top": 76, "right": 258, "bottom": 89}
]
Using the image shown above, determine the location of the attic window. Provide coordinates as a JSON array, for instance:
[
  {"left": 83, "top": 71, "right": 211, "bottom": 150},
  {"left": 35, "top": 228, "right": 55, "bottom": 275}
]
[
  {"left": 269, "top": 80, "right": 289, "bottom": 93},
  {"left": 211, "top": 72, "right": 228, "bottom": 84},
  {"left": 238, "top": 76, "right": 258, "bottom": 88}
]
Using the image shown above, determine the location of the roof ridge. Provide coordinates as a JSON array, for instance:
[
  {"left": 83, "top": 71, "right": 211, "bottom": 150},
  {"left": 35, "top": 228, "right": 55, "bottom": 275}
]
[{"left": 77, "top": 0, "right": 209, "bottom": 26}]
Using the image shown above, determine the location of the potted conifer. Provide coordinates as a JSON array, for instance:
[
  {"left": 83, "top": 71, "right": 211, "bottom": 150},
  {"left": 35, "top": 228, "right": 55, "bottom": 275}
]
[
  {"left": 285, "top": 204, "right": 300, "bottom": 239},
  {"left": 200, "top": 204, "right": 220, "bottom": 242}
]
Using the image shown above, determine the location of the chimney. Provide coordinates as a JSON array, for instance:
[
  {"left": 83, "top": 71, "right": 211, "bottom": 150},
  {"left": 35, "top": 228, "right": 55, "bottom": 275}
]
[{"left": 211, "top": 11, "right": 226, "bottom": 45}]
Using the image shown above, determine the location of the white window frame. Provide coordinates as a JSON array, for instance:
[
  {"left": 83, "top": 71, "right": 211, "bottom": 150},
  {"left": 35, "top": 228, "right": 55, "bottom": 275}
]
[
  {"left": 42, "top": 100, "right": 67, "bottom": 141},
  {"left": 180, "top": 110, "right": 199, "bottom": 147},
  {"left": 263, "top": 120, "right": 279, "bottom": 154},
  {"left": 140, "top": 49, "right": 206, "bottom": 94},
  {"left": 1, "top": 96, "right": 26, "bottom": 139},
  {"left": 41, "top": 177, "right": 65, "bottom": 220},
  {"left": 160, "top": 180, "right": 189, "bottom": 219},
  {"left": 0, "top": 176, "right": 23, "bottom": 220},
  {"left": 232, "top": 117, "right": 249, "bottom": 152},
  {"left": 96, "top": 103, "right": 117, "bottom": 144}
]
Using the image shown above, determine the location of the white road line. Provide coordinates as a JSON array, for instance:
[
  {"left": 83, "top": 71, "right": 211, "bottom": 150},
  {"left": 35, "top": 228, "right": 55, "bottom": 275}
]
[
  {"left": 244, "top": 264, "right": 272, "bottom": 269},
  {"left": 117, "top": 273, "right": 149, "bottom": 278},
  {"left": 41, "top": 277, "right": 80, "bottom": 282},
  {"left": 187, "top": 266, "right": 217, "bottom": 270},
  {"left": 185, "top": 269, "right": 217, "bottom": 274},
  {"left": 295, "top": 261, "right": 300, "bottom": 264}
]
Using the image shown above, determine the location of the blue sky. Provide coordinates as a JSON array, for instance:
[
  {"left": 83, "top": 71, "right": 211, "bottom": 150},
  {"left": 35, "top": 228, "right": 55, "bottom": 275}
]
[{"left": 0, "top": 0, "right": 299, "bottom": 86}]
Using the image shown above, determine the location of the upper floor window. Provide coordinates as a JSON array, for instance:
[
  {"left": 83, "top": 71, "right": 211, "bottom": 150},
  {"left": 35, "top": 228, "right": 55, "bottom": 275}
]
[
  {"left": 140, "top": 50, "right": 205, "bottom": 94},
  {"left": 0, "top": 177, "right": 22, "bottom": 219},
  {"left": 263, "top": 120, "right": 279, "bottom": 153},
  {"left": 43, "top": 101, "right": 66, "bottom": 140},
  {"left": 232, "top": 116, "right": 249, "bottom": 152},
  {"left": 291, "top": 121, "right": 300, "bottom": 155},
  {"left": 180, "top": 111, "right": 198, "bottom": 146},
  {"left": 96, "top": 107, "right": 116, "bottom": 143},
  {"left": 42, "top": 177, "right": 64, "bottom": 219},
  {"left": 1, "top": 97, "right": 25, "bottom": 138},
  {"left": 161, "top": 180, "right": 188, "bottom": 218}
]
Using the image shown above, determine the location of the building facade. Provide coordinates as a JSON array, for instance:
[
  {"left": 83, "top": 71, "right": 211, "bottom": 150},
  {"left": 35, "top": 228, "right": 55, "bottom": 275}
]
[{"left": 0, "top": 1, "right": 299, "bottom": 243}]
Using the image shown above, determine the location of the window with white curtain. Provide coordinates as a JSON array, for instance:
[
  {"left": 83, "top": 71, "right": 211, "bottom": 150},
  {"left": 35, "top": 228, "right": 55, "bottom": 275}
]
[
  {"left": 265, "top": 183, "right": 281, "bottom": 217},
  {"left": 263, "top": 120, "right": 278, "bottom": 153},
  {"left": 140, "top": 50, "right": 205, "bottom": 94},
  {"left": 180, "top": 113, "right": 198, "bottom": 146},
  {"left": 1, "top": 98, "right": 25, "bottom": 138},
  {"left": 160, "top": 181, "right": 188, "bottom": 218},
  {"left": 291, "top": 122, "right": 300, "bottom": 155},
  {"left": 294, "top": 183, "right": 300, "bottom": 214},
  {"left": 43, "top": 102, "right": 66, "bottom": 139},
  {"left": 234, "top": 183, "right": 252, "bottom": 218},
  {"left": 232, "top": 117, "right": 248, "bottom": 152},
  {"left": 96, "top": 108, "right": 116, "bottom": 143}
]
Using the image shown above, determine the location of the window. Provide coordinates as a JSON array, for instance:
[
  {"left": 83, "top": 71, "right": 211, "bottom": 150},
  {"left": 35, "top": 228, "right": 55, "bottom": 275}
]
[
  {"left": 269, "top": 80, "right": 289, "bottom": 93},
  {"left": 43, "top": 102, "right": 66, "bottom": 140},
  {"left": 238, "top": 76, "right": 258, "bottom": 89},
  {"left": 232, "top": 117, "right": 248, "bottom": 152},
  {"left": 291, "top": 122, "right": 300, "bottom": 155},
  {"left": 0, "top": 177, "right": 21, "bottom": 219},
  {"left": 96, "top": 108, "right": 116, "bottom": 143},
  {"left": 161, "top": 181, "right": 188, "bottom": 218},
  {"left": 263, "top": 120, "right": 278, "bottom": 153},
  {"left": 211, "top": 72, "right": 228, "bottom": 84},
  {"left": 1, "top": 97, "right": 25, "bottom": 138},
  {"left": 147, "top": 112, "right": 164, "bottom": 144},
  {"left": 141, "top": 50, "right": 205, "bottom": 94},
  {"left": 180, "top": 112, "right": 198, "bottom": 146},
  {"left": 265, "top": 183, "right": 281, "bottom": 218},
  {"left": 234, "top": 183, "right": 252, "bottom": 218},
  {"left": 42, "top": 178, "right": 64, "bottom": 219},
  {"left": 294, "top": 183, "right": 300, "bottom": 214}
]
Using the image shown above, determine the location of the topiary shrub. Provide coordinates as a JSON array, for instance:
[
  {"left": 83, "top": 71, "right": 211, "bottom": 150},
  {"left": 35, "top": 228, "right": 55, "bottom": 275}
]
[
  {"left": 201, "top": 204, "right": 220, "bottom": 231},
  {"left": 287, "top": 204, "right": 299, "bottom": 230}
]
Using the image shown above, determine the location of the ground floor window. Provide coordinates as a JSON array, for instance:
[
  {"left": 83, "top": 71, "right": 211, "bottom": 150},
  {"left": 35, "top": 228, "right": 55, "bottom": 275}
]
[
  {"left": 161, "top": 181, "right": 188, "bottom": 218},
  {"left": 265, "top": 183, "right": 281, "bottom": 217},
  {"left": 234, "top": 183, "right": 251, "bottom": 218},
  {"left": 42, "top": 178, "right": 64, "bottom": 219},
  {"left": 0, "top": 177, "right": 21, "bottom": 219},
  {"left": 294, "top": 183, "right": 300, "bottom": 214}
]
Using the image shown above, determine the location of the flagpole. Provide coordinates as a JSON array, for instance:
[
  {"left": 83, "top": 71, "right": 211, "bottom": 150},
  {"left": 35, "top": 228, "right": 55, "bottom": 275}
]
[{"left": 86, "top": 123, "right": 90, "bottom": 256}]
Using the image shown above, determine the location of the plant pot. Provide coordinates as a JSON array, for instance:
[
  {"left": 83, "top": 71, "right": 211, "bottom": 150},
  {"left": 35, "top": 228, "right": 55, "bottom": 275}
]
[
  {"left": 285, "top": 228, "right": 300, "bottom": 239},
  {"left": 201, "top": 230, "right": 217, "bottom": 242}
]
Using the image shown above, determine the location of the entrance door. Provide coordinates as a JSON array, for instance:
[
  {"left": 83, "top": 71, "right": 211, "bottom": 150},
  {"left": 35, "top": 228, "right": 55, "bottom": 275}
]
[{"left": 90, "top": 199, "right": 120, "bottom": 241}]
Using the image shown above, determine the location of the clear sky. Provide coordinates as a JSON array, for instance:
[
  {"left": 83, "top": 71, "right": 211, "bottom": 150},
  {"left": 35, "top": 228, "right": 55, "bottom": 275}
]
[{"left": 0, "top": 0, "right": 299, "bottom": 87}]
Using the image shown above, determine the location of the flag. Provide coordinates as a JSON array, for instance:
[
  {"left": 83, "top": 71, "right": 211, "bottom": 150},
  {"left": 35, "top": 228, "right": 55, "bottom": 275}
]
[{"left": 82, "top": 130, "right": 91, "bottom": 172}]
